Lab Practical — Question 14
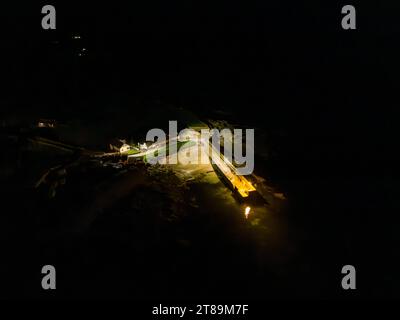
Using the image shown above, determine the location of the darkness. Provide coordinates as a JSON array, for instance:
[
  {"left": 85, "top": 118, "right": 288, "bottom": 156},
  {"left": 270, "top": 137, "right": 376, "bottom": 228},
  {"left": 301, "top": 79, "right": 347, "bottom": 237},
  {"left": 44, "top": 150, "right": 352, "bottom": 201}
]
[{"left": 0, "top": 1, "right": 399, "bottom": 301}]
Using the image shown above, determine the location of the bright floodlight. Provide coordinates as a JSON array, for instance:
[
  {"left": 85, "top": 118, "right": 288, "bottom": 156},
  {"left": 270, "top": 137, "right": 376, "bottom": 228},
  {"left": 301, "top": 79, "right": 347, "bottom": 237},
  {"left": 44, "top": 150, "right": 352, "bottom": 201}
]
[{"left": 245, "top": 206, "right": 251, "bottom": 219}]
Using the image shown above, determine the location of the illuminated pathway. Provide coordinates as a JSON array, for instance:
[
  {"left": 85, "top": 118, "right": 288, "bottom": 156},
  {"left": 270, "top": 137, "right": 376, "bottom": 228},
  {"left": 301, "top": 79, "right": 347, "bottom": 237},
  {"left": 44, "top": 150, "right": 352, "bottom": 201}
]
[
  {"left": 31, "top": 134, "right": 257, "bottom": 200},
  {"left": 128, "top": 135, "right": 256, "bottom": 199}
]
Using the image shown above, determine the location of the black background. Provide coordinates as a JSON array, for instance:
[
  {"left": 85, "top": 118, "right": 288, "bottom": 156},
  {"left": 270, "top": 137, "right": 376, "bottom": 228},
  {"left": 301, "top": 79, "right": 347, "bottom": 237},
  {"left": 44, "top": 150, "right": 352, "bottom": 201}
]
[{"left": 0, "top": 1, "right": 399, "bottom": 300}]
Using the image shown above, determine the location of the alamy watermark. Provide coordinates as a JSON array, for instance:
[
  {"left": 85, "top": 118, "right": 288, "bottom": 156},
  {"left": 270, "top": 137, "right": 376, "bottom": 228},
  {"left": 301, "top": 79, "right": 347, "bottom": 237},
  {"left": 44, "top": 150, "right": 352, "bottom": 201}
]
[
  {"left": 41, "top": 265, "right": 56, "bottom": 290},
  {"left": 341, "top": 265, "right": 356, "bottom": 290},
  {"left": 41, "top": 5, "right": 357, "bottom": 31},
  {"left": 140, "top": 121, "right": 254, "bottom": 176}
]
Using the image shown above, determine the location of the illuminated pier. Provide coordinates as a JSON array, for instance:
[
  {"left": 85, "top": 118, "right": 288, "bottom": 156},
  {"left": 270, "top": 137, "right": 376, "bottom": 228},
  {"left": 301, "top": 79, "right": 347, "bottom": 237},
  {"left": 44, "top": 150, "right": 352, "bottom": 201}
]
[{"left": 206, "top": 140, "right": 256, "bottom": 198}]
